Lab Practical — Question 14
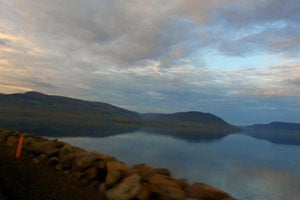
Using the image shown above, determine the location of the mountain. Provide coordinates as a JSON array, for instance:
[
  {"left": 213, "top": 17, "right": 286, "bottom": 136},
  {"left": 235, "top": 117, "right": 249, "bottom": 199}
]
[
  {"left": 0, "top": 91, "right": 141, "bottom": 136},
  {"left": 142, "top": 112, "right": 240, "bottom": 134},
  {"left": 0, "top": 91, "right": 240, "bottom": 138},
  {"left": 244, "top": 122, "right": 300, "bottom": 145}
]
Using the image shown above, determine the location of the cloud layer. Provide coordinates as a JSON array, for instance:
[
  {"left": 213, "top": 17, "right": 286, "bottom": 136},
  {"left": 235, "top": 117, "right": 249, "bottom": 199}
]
[{"left": 0, "top": 0, "right": 299, "bottom": 124}]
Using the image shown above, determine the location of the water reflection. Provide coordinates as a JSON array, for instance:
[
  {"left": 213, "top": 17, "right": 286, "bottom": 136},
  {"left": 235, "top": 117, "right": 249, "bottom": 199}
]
[{"left": 56, "top": 131, "right": 300, "bottom": 200}]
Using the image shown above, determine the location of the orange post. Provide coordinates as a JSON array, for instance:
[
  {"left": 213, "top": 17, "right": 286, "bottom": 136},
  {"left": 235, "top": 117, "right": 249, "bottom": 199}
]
[{"left": 16, "top": 135, "right": 25, "bottom": 158}]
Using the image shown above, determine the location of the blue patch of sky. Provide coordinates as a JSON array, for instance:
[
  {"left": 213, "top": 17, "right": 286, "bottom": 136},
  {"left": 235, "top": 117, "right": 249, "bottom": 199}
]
[
  {"left": 200, "top": 20, "right": 292, "bottom": 70},
  {"left": 203, "top": 50, "right": 285, "bottom": 70}
]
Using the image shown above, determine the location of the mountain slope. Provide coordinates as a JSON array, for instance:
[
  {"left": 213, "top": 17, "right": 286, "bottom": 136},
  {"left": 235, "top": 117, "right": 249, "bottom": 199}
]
[
  {"left": 0, "top": 91, "right": 141, "bottom": 136},
  {"left": 0, "top": 91, "right": 240, "bottom": 137},
  {"left": 142, "top": 111, "right": 240, "bottom": 134},
  {"left": 244, "top": 122, "right": 300, "bottom": 145}
]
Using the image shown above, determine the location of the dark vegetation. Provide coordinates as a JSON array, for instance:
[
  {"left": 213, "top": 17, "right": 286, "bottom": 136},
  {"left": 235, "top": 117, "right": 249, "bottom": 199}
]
[
  {"left": 0, "top": 91, "right": 141, "bottom": 136},
  {"left": 0, "top": 91, "right": 240, "bottom": 139},
  {"left": 142, "top": 112, "right": 240, "bottom": 134},
  {"left": 244, "top": 122, "right": 300, "bottom": 145}
]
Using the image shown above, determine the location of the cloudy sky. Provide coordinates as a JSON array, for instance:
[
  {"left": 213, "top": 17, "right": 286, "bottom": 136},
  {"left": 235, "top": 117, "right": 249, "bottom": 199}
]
[{"left": 0, "top": 0, "right": 300, "bottom": 124}]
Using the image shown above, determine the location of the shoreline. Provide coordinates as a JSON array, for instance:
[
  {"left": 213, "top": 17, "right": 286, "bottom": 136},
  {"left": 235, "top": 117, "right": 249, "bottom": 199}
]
[{"left": 0, "top": 129, "right": 237, "bottom": 200}]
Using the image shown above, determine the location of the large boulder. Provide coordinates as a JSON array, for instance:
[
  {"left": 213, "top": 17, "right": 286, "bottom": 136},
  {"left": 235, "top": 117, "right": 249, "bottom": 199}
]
[
  {"left": 105, "top": 161, "right": 129, "bottom": 187},
  {"left": 133, "top": 164, "right": 171, "bottom": 179},
  {"left": 6, "top": 135, "right": 19, "bottom": 147},
  {"left": 186, "top": 183, "right": 236, "bottom": 200},
  {"left": 105, "top": 169, "right": 122, "bottom": 187},
  {"left": 148, "top": 174, "right": 186, "bottom": 200},
  {"left": 59, "top": 144, "right": 75, "bottom": 158},
  {"left": 0, "top": 131, "right": 11, "bottom": 143},
  {"left": 28, "top": 140, "right": 59, "bottom": 156},
  {"left": 137, "top": 183, "right": 152, "bottom": 200},
  {"left": 105, "top": 174, "right": 142, "bottom": 200},
  {"left": 85, "top": 167, "right": 98, "bottom": 180},
  {"left": 23, "top": 137, "right": 36, "bottom": 149},
  {"left": 154, "top": 168, "right": 171, "bottom": 177},
  {"left": 59, "top": 150, "right": 85, "bottom": 169},
  {"left": 72, "top": 151, "right": 105, "bottom": 171},
  {"left": 106, "top": 161, "right": 128, "bottom": 171},
  {"left": 132, "top": 164, "right": 156, "bottom": 180}
]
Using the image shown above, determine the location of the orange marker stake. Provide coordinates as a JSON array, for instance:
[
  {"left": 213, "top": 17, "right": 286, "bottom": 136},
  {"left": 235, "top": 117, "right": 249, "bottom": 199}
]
[{"left": 16, "top": 135, "right": 25, "bottom": 158}]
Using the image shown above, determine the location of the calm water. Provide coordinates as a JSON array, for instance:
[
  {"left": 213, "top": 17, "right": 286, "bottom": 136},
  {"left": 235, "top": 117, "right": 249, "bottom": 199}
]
[{"left": 56, "top": 131, "right": 300, "bottom": 200}]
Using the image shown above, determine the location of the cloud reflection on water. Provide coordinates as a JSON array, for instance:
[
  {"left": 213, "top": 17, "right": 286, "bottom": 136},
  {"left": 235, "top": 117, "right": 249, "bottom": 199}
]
[{"left": 58, "top": 132, "right": 300, "bottom": 200}]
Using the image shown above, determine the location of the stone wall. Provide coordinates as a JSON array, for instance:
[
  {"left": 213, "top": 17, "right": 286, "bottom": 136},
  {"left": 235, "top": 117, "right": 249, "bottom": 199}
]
[{"left": 0, "top": 129, "right": 236, "bottom": 200}]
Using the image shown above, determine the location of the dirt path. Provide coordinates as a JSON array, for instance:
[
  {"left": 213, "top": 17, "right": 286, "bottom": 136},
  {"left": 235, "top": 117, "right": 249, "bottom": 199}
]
[{"left": 0, "top": 146, "right": 102, "bottom": 200}]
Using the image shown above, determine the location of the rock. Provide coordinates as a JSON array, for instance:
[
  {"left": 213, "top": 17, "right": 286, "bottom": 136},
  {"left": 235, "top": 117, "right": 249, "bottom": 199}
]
[
  {"left": 54, "top": 141, "right": 65, "bottom": 148},
  {"left": 132, "top": 164, "right": 155, "bottom": 180},
  {"left": 59, "top": 144, "right": 74, "bottom": 159},
  {"left": 32, "top": 158, "right": 40, "bottom": 164},
  {"left": 28, "top": 141, "right": 59, "bottom": 156},
  {"left": 85, "top": 167, "right": 98, "bottom": 180},
  {"left": 148, "top": 174, "right": 186, "bottom": 200},
  {"left": 0, "top": 131, "right": 10, "bottom": 143},
  {"left": 106, "top": 161, "right": 128, "bottom": 171},
  {"left": 98, "top": 183, "right": 106, "bottom": 197},
  {"left": 69, "top": 171, "right": 85, "bottom": 180},
  {"left": 177, "top": 179, "right": 189, "bottom": 192},
  {"left": 72, "top": 152, "right": 104, "bottom": 171},
  {"left": 23, "top": 137, "right": 36, "bottom": 149},
  {"left": 105, "top": 174, "right": 141, "bottom": 200},
  {"left": 78, "top": 178, "right": 90, "bottom": 186},
  {"left": 48, "top": 157, "right": 59, "bottom": 166},
  {"left": 59, "top": 151, "right": 83, "bottom": 169},
  {"left": 187, "top": 183, "right": 236, "bottom": 200},
  {"left": 96, "top": 160, "right": 106, "bottom": 169},
  {"left": 89, "top": 180, "right": 101, "bottom": 189},
  {"left": 56, "top": 164, "right": 62, "bottom": 170},
  {"left": 154, "top": 168, "right": 171, "bottom": 177},
  {"left": 38, "top": 154, "right": 47, "bottom": 162},
  {"left": 137, "top": 183, "right": 152, "bottom": 200},
  {"left": 133, "top": 165, "right": 171, "bottom": 180},
  {"left": 122, "top": 168, "right": 137, "bottom": 178},
  {"left": 106, "top": 169, "right": 122, "bottom": 187},
  {"left": 6, "top": 135, "right": 19, "bottom": 147},
  {"left": 106, "top": 161, "right": 130, "bottom": 182}
]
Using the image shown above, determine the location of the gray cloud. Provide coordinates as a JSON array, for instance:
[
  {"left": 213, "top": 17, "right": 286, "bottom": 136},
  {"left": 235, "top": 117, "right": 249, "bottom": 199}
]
[
  {"left": 1, "top": 0, "right": 300, "bottom": 124},
  {"left": 217, "top": 0, "right": 300, "bottom": 26},
  {"left": 0, "top": 39, "right": 5, "bottom": 46},
  {"left": 287, "top": 78, "right": 300, "bottom": 86},
  {"left": 214, "top": 0, "right": 300, "bottom": 57},
  {"left": 5, "top": 0, "right": 187, "bottom": 68}
]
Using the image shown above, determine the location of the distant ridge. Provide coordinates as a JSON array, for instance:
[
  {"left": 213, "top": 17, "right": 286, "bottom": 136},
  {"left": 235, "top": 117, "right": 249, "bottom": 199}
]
[
  {"left": 244, "top": 122, "right": 300, "bottom": 145},
  {"left": 141, "top": 111, "right": 240, "bottom": 134},
  {"left": 142, "top": 111, "right": 229, "bottom": 124},
  {"left": 247, "top": 122, "right": 300, "bottom": 131},
  {"left": 0, "top": 91, "right": 240, "bottom": 138}
]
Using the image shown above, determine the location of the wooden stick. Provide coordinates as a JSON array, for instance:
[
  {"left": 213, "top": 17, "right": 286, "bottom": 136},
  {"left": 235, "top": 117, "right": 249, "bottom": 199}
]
[{"left": 16, "top": 135, "right": 25, "bottom": 158}]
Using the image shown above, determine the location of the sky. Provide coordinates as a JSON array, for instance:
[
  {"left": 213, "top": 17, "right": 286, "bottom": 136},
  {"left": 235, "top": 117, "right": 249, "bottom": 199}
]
[{"left": 0, "top": 0, "right": 300, "bottom": 125}]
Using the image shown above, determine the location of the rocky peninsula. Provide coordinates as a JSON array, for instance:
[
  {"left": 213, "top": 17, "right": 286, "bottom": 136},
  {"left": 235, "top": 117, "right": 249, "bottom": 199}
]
[{"left": 0, "top": 129, "right": 236, "bottom": 200}]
